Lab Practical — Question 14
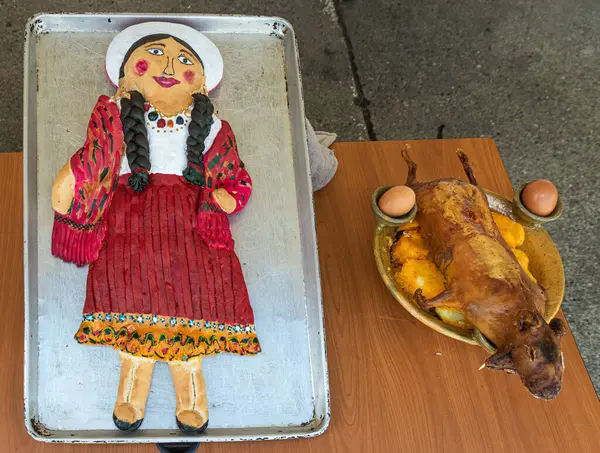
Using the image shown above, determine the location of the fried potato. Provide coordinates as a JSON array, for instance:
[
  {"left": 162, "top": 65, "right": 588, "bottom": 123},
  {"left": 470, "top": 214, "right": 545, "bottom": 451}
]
[
  {"left": 492, "top": 212, "right": 525, "bottom": 248},
  {"left": 391, "top": 230, "right": 429, "bottom": 264},
  {"left": 394, "top": 258, "right": 445, "bottom": 299},
  {"left": 397, "top": 219, "right": 420, "bottom": 231},
  {"left": 435, "top": 306, "right": 473, "bottom": 329},
  {"left": 513, "top": 248, "right": 537, "bottom": 283}
]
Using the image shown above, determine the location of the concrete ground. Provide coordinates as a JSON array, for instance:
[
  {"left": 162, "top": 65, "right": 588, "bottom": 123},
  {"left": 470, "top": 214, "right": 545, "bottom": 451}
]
[{"left": 2, "top": 1, "right": 598, "bottom": 394}]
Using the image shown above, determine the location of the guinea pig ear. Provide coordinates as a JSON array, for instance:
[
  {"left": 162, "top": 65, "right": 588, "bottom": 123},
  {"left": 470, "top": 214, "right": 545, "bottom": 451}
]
[
  {"left": 485, "top": 349, "right": 515, "bottom": 371},
  {"left": 549, "top": 318, "right": 567, "bottom": 339}
]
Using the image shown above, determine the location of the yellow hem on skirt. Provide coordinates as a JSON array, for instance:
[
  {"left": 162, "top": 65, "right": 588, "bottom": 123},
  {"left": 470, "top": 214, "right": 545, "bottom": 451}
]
[{"left": 74, "top": 312, "right": 261, "bottom": 361}]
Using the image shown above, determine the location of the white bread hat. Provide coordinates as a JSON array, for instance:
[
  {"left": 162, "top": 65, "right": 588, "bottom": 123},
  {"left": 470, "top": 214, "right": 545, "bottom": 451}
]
[{"left": 105, "top": 21, "right": 223, "bottom": 91}]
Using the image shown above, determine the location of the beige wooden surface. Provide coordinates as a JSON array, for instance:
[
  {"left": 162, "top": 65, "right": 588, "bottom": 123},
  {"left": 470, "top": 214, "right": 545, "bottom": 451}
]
[{"left": 1, "top": 140, "right": 599, "bottom": 452}]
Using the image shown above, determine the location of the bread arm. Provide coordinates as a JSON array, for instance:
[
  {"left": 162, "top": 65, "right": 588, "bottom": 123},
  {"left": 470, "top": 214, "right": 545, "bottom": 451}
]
[
  {"left": 51, "top": 95, "right": 124, "bottom": 266},
  {"left": 51, "top": 162, "right": 75, "bottom": 215}
]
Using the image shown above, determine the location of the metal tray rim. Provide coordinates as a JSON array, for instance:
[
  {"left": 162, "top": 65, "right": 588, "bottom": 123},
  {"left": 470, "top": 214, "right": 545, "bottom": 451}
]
[{"left": 23, "top": 12, "right": 330, "bottom": 443}]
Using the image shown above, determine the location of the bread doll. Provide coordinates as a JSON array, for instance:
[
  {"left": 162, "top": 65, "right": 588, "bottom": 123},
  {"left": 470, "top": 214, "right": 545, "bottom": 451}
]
[{"left": 51, "top": 22, "right": 260, "bottom": 433}]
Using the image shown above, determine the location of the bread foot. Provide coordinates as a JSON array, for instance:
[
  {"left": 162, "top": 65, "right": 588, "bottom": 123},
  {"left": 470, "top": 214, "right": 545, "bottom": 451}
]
[
  {"left": 169, "top": 358, "right": 209, "bottom": 434},
  {"left": 113, "top": 352, "right": 155, "bottom": 432}
]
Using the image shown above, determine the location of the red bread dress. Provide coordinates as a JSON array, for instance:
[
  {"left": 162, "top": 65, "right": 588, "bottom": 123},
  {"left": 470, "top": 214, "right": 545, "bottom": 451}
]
[{"left": 52, "top": 96, "right": 260, "bottom": 361}]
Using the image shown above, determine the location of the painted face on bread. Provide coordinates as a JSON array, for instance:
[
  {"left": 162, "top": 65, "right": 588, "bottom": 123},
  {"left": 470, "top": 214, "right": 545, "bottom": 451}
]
[{"left": 121, "top": 37, "right": 206, "bottom": 109}]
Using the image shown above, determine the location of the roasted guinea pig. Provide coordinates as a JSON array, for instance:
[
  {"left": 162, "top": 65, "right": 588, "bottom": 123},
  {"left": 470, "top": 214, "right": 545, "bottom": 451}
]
[{"left": 401, "top": 147, "right": 566, "bottom": 400}]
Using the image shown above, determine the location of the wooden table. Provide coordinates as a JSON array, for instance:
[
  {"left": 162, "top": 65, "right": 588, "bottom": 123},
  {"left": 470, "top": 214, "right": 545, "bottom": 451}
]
[{"left": 2, "top": 140, "right": 599, "bottom": 452}]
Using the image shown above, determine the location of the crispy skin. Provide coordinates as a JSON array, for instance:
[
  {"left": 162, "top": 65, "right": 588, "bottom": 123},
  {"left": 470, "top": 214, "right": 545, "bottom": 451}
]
[
  {"left": 401, "top": 146, "right": 565, "bottom": 400},
  {"left": 415, "top": 179, "right": 546, "bottom": 337}
]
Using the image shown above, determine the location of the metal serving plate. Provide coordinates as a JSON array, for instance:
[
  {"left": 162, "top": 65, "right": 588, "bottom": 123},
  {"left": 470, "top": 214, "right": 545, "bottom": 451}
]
[
  {"left": 372, "top": 189, "right": 564, "bottom": 352},
  {"left": 23, "top": 13, "right": 329, "bottom": 443}
]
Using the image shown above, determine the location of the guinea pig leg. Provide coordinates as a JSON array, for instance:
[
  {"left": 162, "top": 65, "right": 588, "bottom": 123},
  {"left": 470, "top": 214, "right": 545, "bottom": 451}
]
[
  {"left": 113, "top": 353, "right": 155, "bottom": 431},
  {"left": 401, "top": 144, "right": 418, "bottom": 186},
  {"left": 414, "top": 288, "right": 462, "bottom": 310},
  {"left": 169, "top": 358, "right": 209, "bottom": 433},
  {"left": 456, "top": 149, "right": 479, "bottom": 186}
]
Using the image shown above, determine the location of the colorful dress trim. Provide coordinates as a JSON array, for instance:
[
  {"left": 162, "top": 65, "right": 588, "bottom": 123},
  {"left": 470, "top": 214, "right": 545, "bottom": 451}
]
[{"left": 75, "top": 312, "right": 261, "bottom": 361}]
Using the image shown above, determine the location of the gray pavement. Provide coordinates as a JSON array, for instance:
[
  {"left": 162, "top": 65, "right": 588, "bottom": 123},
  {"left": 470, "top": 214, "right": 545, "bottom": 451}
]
[
  {"left": 0, "top": 0, "right": 366, "bottom": 153},
  {"left": 2, "top": 0, "right": 599, "bottom": 394}
]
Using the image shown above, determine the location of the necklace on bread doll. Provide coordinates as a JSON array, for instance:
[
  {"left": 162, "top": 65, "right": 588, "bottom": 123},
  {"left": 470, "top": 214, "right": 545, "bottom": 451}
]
[
  {"left": 51, "top": 22, "right": 258, "bottom": 433},
  {"left": 144, "top": 103, "right": 192, "bottom": 132}
]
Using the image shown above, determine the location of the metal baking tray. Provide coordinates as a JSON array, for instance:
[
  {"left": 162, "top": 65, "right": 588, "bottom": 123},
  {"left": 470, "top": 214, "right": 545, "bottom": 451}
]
[{"left": 23, "top": 13, "right": 329, "bottom": 443}]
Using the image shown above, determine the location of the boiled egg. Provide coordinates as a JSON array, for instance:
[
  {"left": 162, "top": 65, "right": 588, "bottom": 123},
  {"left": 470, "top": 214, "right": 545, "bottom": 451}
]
[
  {"left": 378, "top": 185, "right": 416, "bottom": 217},
  {"left": 521, "top": 179, "right": 559, "bottom": 217}
]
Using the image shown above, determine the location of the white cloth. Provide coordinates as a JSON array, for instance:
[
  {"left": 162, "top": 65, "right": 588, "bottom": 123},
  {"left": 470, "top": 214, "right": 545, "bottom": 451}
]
[{"left": 306, "top": 119, "right": 338, "bottom": 191}]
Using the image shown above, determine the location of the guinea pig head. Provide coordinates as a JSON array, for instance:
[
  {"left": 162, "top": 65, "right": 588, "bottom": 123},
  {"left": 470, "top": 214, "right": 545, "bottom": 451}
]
[{"left": 484, "top": 311, "right": 566, "bottom": 400}]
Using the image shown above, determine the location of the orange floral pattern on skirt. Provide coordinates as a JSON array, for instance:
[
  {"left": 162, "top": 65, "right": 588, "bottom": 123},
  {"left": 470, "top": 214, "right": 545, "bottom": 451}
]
[{"left": 75, "top": 312, "right": 261, "bottom": 361}]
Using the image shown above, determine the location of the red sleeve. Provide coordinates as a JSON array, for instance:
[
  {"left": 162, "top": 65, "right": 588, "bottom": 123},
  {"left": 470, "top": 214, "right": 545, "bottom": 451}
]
[
  {"left": 196, "top": 121, "right": 252, "bottom": 250},
  {"left": 51, "top": 95, "right": 124, "bottom": 266},
  {"left": 202, "top": 121, "right": 252, "bottom": 214}
]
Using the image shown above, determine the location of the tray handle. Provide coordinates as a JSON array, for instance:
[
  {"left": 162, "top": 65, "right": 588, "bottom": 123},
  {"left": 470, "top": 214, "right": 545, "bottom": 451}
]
[{"left": 156, "top": 443, "right": 199, "bottom": 453}]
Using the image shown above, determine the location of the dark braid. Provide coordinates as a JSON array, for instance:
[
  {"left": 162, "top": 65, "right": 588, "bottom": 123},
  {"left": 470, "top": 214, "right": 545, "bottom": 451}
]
[
  {"left": 182, "top": 93, "right": 214, "bottom": 186},
  {"left": 121, "top": 91, "right": 150, "bottom": 191}
]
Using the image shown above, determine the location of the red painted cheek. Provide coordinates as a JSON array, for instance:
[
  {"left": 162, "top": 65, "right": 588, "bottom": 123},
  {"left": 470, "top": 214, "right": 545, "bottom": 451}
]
[
  {"left": 184, "top": 70, "right": 196, "bottom": 84},
  {"left": 134, "top": 59, "right": 149, "bottom": 76}
]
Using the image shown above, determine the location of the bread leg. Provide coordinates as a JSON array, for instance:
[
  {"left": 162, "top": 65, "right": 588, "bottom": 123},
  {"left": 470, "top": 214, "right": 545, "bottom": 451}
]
[
  {"left": 113, "top": 352, "right": 155, "bottom": 431},
  {"left": 169, "top": 358, "right": 209, "bottom": 433}
]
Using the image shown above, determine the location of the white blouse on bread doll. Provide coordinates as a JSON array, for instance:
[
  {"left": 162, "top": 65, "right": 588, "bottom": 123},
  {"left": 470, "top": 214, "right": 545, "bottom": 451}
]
[{"left": 119, "top": 102, "right": 222, "bottom": 176}]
